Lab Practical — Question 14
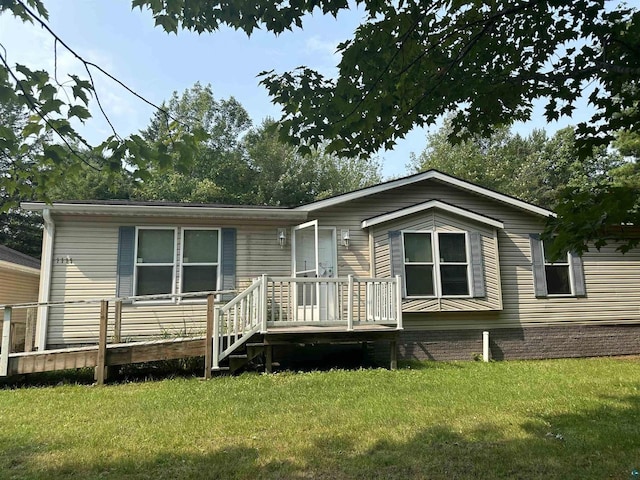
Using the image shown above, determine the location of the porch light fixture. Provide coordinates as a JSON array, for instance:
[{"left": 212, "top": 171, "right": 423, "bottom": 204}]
[
  {"left": 278, "top": 228, "right": 287, "bottom": 248},
  {"left": 341, "top": 229, "right": 350, "bottom": 248}
]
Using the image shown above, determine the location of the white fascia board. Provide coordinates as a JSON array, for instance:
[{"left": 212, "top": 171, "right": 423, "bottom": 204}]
[
  {"left": 21, "top": 202, "right": 308, "bottom": 221},
  {"left": 361, "top": 200, "right": 505, "bottom": 229},
  {"left": 296, "top": 170, "right": 555, "bottom": 218}
]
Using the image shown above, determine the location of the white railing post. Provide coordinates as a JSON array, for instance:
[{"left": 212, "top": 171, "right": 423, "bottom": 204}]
[
  {"left": 0, "top": 307, "right": 11, "bottom": 376},
  {"left": 212, "top": 307, "right": 220, "bottom": 370},
  {"left": 261, "top": 274, "right": 268, "bottom": 333},
  {"left": 347, "top": 274, "right": 354, "bottom": 331},
  {"left": 395, "top": 275, "right": 403, "bottom": 330}
]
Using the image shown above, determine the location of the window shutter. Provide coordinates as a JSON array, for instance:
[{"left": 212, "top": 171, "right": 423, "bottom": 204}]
[
  {"left": 388, "top": 230, "right": 406, "bottom": 298},
  {"left": 221, "top": 228, "right": 237, "bottom": 301},
  {"left": 116, "top": 226, "right": 135, "bottom": 300},
  {"left": 469, "top": 232, "right": 486, "bottom": 298},
  {"left": 570, "top": 252, "right": 587, "bottom": 297},
  {"left": 529, "top": 234, "right": 547, "bottom": 298}
]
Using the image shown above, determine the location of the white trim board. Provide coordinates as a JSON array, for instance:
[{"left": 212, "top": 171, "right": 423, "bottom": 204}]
[
  {"left": 21, "top": 202, "right": 308, "bottom": 221},
  {"left": 361, "top": 200, "right": 505, "bottom": 229},
  {"left": 296, "top": 170, "right": 555, "bottom": 218}
]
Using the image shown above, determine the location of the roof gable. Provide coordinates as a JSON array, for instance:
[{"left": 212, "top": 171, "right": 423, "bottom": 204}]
[
  {"left": 361, "top": 200, "right": 505, "bottom": 229},
  {"left": 296, "top": 170, "right": 555, "bottom": 218}
]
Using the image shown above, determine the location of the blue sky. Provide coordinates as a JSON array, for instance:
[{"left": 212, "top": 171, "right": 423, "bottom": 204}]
[{"left": 0, "top": 1, "right": 593, "bottom": 179}]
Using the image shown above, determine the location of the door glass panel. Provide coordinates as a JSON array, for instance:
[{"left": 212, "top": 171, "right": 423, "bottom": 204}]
[{"left": 295, "top": 227, "right": 316, "bottom": 275}]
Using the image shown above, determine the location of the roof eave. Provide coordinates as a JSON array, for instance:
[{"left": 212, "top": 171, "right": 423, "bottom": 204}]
[
  {"left": 362, "top": 200, "right": 505, "bottom": 229},
  {"left": 21, "top": 202, "right": 308, "bottom": 221}
]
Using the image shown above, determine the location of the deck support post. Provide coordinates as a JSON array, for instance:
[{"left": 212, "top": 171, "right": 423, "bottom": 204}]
[
  {"left": 390, "top": 339, "right": 398, "bottom": 370},
  {"left": 205, "top": 294, "right": 214, "bottom": 379},
  {"left": 395, "top": 275, "right": 403, "bottom": 330},
  {"left": 24, "top": 307, "right": 36, "bottom": 353},
  {"left": 265, "top": 345, "right": 273, "bottom": 374},
  {"left": 347, "top": 274, "right": 354, "bottom": 331},
  {"left": 114, "top": 300, "right": 122, "bottom": 343},
  {"left": 1, "top": 307, "right": 12, "bottom": 376},
  {"left": 95, "top": 300, "right": 108, "bottom": 385}
]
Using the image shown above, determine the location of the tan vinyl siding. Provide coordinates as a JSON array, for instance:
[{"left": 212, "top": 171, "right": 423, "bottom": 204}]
[
  {"left": 0, "top": 265, "right": 39, "bottom": 349},
  {"left": 313, "top": 178, "right": 640, "bottom": 330},
  {"left": 47, "top": 215, "right": 294, "bottom": 347}
]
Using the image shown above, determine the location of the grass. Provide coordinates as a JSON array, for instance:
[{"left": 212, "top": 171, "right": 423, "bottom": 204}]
[{"left": 0, "top": 358, "right": 639, "bottom": 479}]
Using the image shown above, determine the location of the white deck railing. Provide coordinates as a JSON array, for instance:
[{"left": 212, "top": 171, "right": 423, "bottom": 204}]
[
  {"left": 210, "top": 274, "right": 403, "bottom": 369},
  {"left": 264, "top": 275, "right": 403, "bottom": 329}
]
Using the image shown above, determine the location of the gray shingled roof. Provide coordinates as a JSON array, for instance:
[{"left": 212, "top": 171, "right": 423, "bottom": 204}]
[{"left": 0, "top": 245, "right": 40, "bottom": 270}]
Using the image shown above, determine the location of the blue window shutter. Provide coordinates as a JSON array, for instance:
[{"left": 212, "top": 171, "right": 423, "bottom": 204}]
[
  {"left": 221, "top": 228, "right": 236, "bottom": 301},
  {"left": 389, "top": 231, "right": 406, "bottom": 298},
  {"left": 116, "top": 226, "right": 135, "bottom": 299},
  {"left": 529, "top": 234, "right": 547, "bottom": 298},
  {"left": 570, "top": 252, "right": 587, "bottom": 297},
  {"left": 469, "top": 232, "right": 486, "bottom": 298}
]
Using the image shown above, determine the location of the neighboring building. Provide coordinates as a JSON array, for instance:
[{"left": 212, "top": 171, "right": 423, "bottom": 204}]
[
  {"left": 22, "top": 170, "right": 640, "bottom": 361},
  {"left": 0, "top": 245, "right": 40, "bottom": 350}
]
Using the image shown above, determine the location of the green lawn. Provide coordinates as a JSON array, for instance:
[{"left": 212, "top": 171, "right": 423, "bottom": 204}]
[{"left": 1, "top": 358, "right": 639, "bottom": 479}]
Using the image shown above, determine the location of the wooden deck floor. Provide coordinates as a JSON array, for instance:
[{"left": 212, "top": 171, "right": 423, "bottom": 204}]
[
  {"left": 6, "top": 336, "right": 206, "bottom": 376},
  {"left": 3, "top": 324, "right": 401, "bottom": 378}
]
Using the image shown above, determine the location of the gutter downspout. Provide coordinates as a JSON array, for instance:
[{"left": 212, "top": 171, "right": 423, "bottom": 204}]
[{"left": 35, "top": 208, "right": 55, "bottom": 351}]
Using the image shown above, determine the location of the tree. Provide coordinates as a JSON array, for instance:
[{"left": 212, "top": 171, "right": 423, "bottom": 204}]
[
  {"left": 0, "top": 91, "right": 49, "bottom": 257},
  {"left": 245, "top": 118, "right": 382, "bottom": 206},
  {"left": 135, "top": 83, "right": 255, "bottom": 204},
  {"left": 410, "top": 122, "right": 623, "bottom": 210}
]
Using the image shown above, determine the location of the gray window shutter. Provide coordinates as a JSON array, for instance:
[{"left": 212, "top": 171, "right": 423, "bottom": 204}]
[
  {"left": 116, "top": 226, "right": 135, "bottom": 299},
  {"left": 389, "top": 230, "right": 406, "bottom": 298},
  {"left": 529, "top": 234, "right": 547, "bottom": 298},
  {"left": 221, "top": 228, "right": 237, "bottom": 301},
  {"left": 469, "top": 232, "right": 486, "bottom": 298},
  {"left": 570, "top": 252, "right": 587, "bottom": 297}
]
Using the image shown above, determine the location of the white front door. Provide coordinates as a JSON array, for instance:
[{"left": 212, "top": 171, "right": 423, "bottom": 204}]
[{"left": 292, "top": 222, "right": 337, "bottom": 321}]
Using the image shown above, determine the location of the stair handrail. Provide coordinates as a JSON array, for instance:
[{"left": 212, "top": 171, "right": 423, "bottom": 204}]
[{"left": 212, "top": 276, "right": 266, "bottom": 369}]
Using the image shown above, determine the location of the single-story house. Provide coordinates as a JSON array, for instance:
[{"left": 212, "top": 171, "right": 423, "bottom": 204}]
[
  {"left": 22, "top": 170, "right": 640, "bottom": 361},
  {"left": 0, "top": 245, "right": 40, "bottom": 351}
]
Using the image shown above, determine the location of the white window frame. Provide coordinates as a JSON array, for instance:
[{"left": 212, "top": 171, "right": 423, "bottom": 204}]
[
  {"left": 542, "top": 242, "right": 574, "bottom": 297},
  {"left": 435, "top": 231, "right": 472, "bottom": 298},
  {"left": 402, "top": 229, "right": 472, "bottom": 299},
  {"left": 179, "top": 227, "right": 222, "bottom": 299},
  {"left": 402, "top": 231, "right": 436, "bottom": 298},
  {"left": 133, "top": 226, "right": 178, "bottom": 302}
]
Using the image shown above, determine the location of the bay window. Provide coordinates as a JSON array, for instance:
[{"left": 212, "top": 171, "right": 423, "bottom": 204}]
[{"left": 402, "top": 231, "right": 470, "bottom": 297}]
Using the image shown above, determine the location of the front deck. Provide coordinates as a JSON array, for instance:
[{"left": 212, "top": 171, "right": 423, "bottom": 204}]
[{"left": 1, "top": 276, "right": 403, "bottom": 382}]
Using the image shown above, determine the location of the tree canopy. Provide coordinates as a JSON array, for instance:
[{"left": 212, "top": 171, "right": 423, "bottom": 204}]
[
  {"left": 410, "top": 121, "right": 624, "bottom": 209},
  {"left": 132, "top": 0, "right": 639, "bottom": 160}
]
